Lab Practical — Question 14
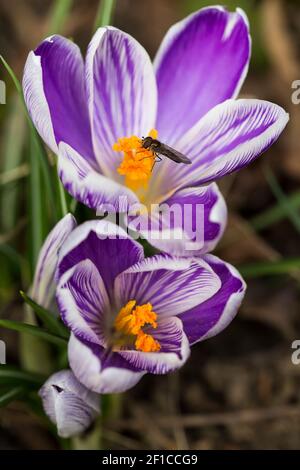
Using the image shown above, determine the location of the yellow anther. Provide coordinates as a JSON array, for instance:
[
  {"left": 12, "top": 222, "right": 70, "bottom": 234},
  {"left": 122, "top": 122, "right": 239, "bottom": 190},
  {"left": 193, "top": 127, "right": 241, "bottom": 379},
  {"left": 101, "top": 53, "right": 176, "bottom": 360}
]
[
  {"left": 114, "top": 300, "right": 161, "bottom": 353},
  {"left": 135, "top": 331, "right": 161, "bottom": 353},
  {"left": 113, "top": 129, "right": 158, "bottom": 191}
]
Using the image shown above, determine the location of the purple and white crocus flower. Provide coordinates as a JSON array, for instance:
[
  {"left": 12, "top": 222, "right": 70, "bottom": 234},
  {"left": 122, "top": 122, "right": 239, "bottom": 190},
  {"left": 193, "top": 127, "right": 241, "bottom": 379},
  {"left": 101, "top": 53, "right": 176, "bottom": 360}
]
[
  {"left": 23, "top": 6, "right": 289, "bottom": 256},
  {"left": 55, "top": 219, "right": 246, "bottom": 394},
  {"left": 31, "top": 214, "right": 101, "bottom": 437},
  {"left": 31, "top": 213, "right": 245, "bottom": 432}
]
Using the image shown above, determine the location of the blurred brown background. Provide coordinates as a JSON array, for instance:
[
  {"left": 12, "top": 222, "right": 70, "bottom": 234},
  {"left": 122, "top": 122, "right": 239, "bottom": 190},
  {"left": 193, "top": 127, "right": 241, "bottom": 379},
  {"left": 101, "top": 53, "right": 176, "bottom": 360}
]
[{"left": 1, "top": 0, "right": 300, "bottom": 450}]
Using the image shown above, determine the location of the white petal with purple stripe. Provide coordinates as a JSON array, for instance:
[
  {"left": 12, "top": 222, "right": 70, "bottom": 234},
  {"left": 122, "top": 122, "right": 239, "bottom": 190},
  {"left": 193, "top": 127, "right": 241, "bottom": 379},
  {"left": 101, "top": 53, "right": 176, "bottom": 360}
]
[
  {"left": 39, "top": 369, "right": 100, "bottom": 438},
  {"left": 56, "top": 219, "right": 144, "bottom": 294},
  {"left": 58, "top": 142, "right": 138, "bottom": 212},
  {"left": 23, "top": 50, "right": 57, "bottom": 153},
  {"left": 23, "top": 35, "right": 95, "bottom": 165},
  {"left": 119, "top": 316, "right": 190, "bottom": 374},
  {"left": 31, "top": 213, "right": 76, "bottom": 309},
  {"left": 158, "top": 99, "right": 289, "bottom": 195},
  {"left": 128, "top": 183, "right": 227, "bottom": 256},
  {"left": 56, "top": 259, "right": 109, "bottom": 345},
  {"left": 154, "top": 6, "right": 251, "bottom": 144},
  {"left": 114, "top": 254, "right": 221, "bottom": 317},
  {"left": 86, "top": 27, "right": 157, "bottom": 177},
  {"left": 68, "top": 334, "right": 145, "bottom": 394},
  {"left": 178, "top": 254, "right": 246, "bottom": 345}
]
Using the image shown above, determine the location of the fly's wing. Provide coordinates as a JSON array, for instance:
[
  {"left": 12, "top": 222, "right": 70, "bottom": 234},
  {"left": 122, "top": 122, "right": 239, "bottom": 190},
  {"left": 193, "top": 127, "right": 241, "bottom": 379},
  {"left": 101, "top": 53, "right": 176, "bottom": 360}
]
[{"left": 157, "top": 143, "right": 192, "bottom": 164}]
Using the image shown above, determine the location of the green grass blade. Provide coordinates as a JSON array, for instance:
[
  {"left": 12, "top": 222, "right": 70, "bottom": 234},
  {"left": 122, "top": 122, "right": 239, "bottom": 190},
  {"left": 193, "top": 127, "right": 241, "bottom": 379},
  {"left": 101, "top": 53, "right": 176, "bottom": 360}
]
[
  {"left": 20, "top": 291, "right": 69, "bottom": 339},
  {"left": 0, "top": 319, "right": 68, "bottom": 347},
  {"left": 0, "top": 164, "right": 29, "bottom": 186},
  {"left": 0, "top": 365, "right": 45, "bottom": 386},
  {"left": 0, "top": 243, "right": 30, "bottom": 289},
  {"left": 58, "top": 178, "right": 68, "bottom": 216},
  {"left": 28, "top": 133, "right": 43, "bottom": 269},
  {"left": 0, "top": 386, "right": 26, "bottom": 407},
  {"left": 239, "top": 258, "right": 300, "bottom": 279},
  {"left": 1, "top": 95, "right": 26, "bottom": 232},
  {"left": 0, "top": 55, "right": 57, "bottom": 221},
  {"left": 0, "top": 244, "right": 24, "bottom": 272},
  {"left": 69, "top": 198, "right": 78, "bottom": 214},
  {"left": 1, "top": 59, "right": 71, "bottom": 225},
  {"left": 94, "top": 0, "right": 116, "bottom": 30},
  {"left": 264, "top": 167, "right": 300, "bottom": 233},
  {"left": 0, "top": 55, "right": 22, "bottom": 94},
  {"left": 48, "top": 0, "right": 74, "bottom": 35},
  {"left": 54, "top": 160, "right": 68, "bottom": 217},
  {"left": 251, "top": 189, "right": 300, "bottom": 231}
]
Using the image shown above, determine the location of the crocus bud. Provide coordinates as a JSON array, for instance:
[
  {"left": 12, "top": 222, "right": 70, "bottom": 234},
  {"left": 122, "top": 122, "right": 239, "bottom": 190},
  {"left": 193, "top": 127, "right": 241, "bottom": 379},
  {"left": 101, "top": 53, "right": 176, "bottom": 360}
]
[{"left": 39, "top": 370, "right": 100, "bottom": 438}]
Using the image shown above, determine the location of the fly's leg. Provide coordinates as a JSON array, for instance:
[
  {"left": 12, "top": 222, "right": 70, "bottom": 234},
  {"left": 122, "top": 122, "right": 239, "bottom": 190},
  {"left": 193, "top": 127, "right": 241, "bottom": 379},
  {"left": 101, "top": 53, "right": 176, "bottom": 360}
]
[
  {"left": 137, "top": 150, "right": 157, "bottom": 163},
  {"left": 138, "top": 155, "right": 154, "bottom": 162},
  {"left": 135, "top": 151, "right": 161, "bottom": 172},
  {"left": 151, "top": 154, "right": 162, "bottom": 171}
]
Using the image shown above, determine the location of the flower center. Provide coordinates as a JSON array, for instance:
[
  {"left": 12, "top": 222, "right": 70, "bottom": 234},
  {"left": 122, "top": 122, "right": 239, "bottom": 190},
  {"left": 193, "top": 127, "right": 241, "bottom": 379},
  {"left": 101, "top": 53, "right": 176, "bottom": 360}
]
[
  {"left": 113, "top": 129, "right": 158, "bottom": 192},
  {"left": 114, "top": 300, "right": 161, "bottom": 353}
]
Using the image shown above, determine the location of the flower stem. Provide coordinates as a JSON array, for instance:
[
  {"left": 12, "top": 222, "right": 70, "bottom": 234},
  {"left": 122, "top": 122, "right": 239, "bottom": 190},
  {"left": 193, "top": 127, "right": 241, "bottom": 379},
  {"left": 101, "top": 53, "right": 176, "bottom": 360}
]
[
  {"left": 58, "top": 180, "right": 68, "bottom": 216},
  {"left": 94, "top": 0, "right": 116, "bottom": 30},
  {"left": 55, "top": 163, "right": 68, "bottom": 217},
  {"left": 102, "top": 393, "right": 123, "bottom": 424}
]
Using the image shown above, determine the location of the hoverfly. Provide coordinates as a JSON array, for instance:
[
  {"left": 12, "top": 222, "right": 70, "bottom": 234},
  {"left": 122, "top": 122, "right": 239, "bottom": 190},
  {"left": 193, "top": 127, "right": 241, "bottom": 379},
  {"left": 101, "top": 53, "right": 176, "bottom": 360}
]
[{"left": 141, "top": 136, "right": 192, "bottom": 165}]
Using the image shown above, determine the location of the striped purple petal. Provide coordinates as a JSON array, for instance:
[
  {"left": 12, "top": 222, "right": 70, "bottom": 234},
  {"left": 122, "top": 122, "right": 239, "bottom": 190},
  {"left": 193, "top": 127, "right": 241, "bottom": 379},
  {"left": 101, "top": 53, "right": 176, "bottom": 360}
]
[
  {"left": 68, "top": 334, "right": 145, "bottom": 393},
  {"left": 56, "top": 259, "right": 110, "bottom": 345},
  {"left": 128, "top": 183, "right": 227, "bottom": 256},
  {"left": 56, "top": 220, "right": 144, "bottom": 295},
  {"left": 58, "top": 142, "right": 138, "bottom": 212},
  {"left": 179, "top": 254, "right": 246, "bottom": 345},
  {"left": 119, "top": 316, "right": 190, "bottom": 374},
  {"left": 154, "top": 6, "right": 251, "bottom": 144},
  {"left": 114, "top": 254, "right": 221, "bottom": 317},
  {"left": 39, "top": 370, "right": 100, "bottom": 438},
  {"left": 23, "top": 35, "right": 95, "bottom": 166},
  {"left": 31, "top": 214, "right": 76, "bottom": 309},
  {"left": 86, "top": 27, "right": 157, "bottom": 177},
  {"left": 69, "top": 317, "right": 189, "bottom": 388},
  {"left": 158, "top": 99, "right": 289, "bottom": 195}
]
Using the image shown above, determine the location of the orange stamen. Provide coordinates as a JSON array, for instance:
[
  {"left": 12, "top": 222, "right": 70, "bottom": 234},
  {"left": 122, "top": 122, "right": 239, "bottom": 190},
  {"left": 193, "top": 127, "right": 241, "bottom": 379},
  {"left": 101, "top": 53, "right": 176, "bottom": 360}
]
[
  {"left": 114, "top": 299, "right": 161, "bottom": 353},
  {"left": 113, "top": 129, "right": 158, "bottom": 191}
]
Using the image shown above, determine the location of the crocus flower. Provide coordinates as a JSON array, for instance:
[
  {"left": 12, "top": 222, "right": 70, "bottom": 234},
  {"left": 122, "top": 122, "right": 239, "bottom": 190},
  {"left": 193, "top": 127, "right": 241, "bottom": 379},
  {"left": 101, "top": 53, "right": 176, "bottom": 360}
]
[
  {"left": 39, "top": 370, "right": 100, "bottom": 438},
  {"left": 55, "top": 219, "right": 246, "bottom": 394},
  {"left": 23, "top": 6, "right": 288, "bottom": 255}
]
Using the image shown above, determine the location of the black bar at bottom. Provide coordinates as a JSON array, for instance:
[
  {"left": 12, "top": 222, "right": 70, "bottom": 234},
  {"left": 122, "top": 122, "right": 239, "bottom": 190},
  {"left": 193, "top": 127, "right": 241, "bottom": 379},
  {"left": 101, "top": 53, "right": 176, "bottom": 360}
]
[{"left": 0, "top": 450, "right": 299, "bottom": 466}]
